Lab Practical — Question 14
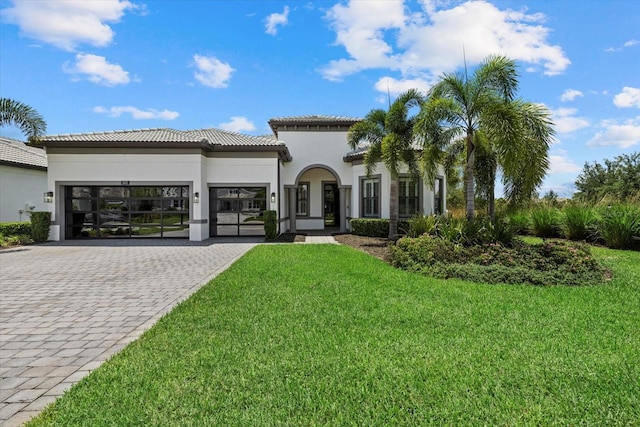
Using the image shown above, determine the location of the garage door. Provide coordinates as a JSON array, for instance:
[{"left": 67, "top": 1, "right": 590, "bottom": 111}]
[
  {"left": 65, "top": 186, "right": 190, "bottom": 238},
  {"left": 209, "top": 187, "right": 267, "bottom": 236}
]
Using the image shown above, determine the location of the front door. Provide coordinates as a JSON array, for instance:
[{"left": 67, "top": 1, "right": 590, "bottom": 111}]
[{"left": 323, "top": 183, "right": 339, "bottom": 227}]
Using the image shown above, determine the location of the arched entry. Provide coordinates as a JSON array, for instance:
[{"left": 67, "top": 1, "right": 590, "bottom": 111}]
[{"left": 287, "top": 164, "right": 349, "bottom": 233}]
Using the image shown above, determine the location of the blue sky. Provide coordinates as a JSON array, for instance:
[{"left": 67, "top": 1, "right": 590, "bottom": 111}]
[{"left": 1, "top": 0, "right": 638, "bottom": 196}]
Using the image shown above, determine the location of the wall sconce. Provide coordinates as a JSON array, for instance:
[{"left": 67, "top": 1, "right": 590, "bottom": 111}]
[
  {"left": 44, "top": 191, "right": 54, "bottom": 203},
  {"left": 193, "top": 192, "right": 200, "bottom": 203},
  {"left": 271, "top": 192, "right": 276, "bottom": 203}
]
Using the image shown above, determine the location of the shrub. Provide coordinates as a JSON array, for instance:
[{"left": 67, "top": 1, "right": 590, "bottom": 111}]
[
  {"left": 562, "top": 204, "right": 597, "bottom": 241},
  {"left": 530, "top": 206, "right": 561, "bottom": 238},
  {"left": 404, "top": 215, "right": 437, "bottom": 238},
  {"left": 390, "top": 235, "right": 607, "bottom": 286},
  {"left": 1, "top": 234, "right": 32, "bottom": 247},
  {"left": 351, "top": 219, "right": 410, "bottom": 238},
  {"left": 263, "top": 210, "right": 277, "bottom": 240},
  {"left": 0, "top": 221, "right": 31, "bottom": 237},
  {"left": 29, "top": 211, "right": 51, "bottom": 243},
  {"left": 506, "top": 211, "right": 531, "bottom": 235},
  {"left": 595, "top": 204, "right": 640, "bottom": 250}
]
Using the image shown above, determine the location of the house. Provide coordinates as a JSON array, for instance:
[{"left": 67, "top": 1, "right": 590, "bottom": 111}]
[
  {"left": 0, "top": 136, "right": 48, "bottom": 222},
  {"left": 39, "top": 115, "right": 446, "bottom": 241}
]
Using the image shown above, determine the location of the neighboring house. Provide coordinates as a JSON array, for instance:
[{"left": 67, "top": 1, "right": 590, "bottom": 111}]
[
  {"left": 0, "top": 136, "right": 48, "bottom": 222},
  {"left": 39, "top": 115, "right": 446, "bottom": 241}
]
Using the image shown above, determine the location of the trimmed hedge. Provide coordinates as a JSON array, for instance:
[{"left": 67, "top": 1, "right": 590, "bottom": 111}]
[
  {"left": 0, "top": 221, "right": 31, "bottom": 237},
  {"left": 263, "top": 210, "right": 277, "bottom": 240},
  {"left": 29, "top": 211, "right": 51, "bottom": 243},
  {"left": 350, "top": 218, "right": 409, "bottom": 238}
]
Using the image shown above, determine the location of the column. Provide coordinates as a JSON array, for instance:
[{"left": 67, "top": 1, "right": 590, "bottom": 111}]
[{"left": 289, "top": 187, "right": 297, "bottom": 233}]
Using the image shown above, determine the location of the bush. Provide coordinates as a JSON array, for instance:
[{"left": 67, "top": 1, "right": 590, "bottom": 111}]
[
  {"left": 390, "top": 235, "right": 607, "bottom": 286},
  {"left": 506, "top": 211, "right": 530, "bottom": 235},
  {"left": 29, "top": 211, "right": 51, "bottom": 243},
  {"left": 263, "top": 210, "right": 277, "bottom": 240},
  {"left": 351, "top": 219, "right": 410, "bottom": 238},
  {"left": 562, "top": 204, "right": 597, "bottom": 241},
  {"left": 595, "top": 204, "right": 640, "bottom": 250},
  {"left": 404, "top": 215, "right": 437, "bottom": 238},
  {"left": 530, "top": 206, "right": 561, "bottom": 238},
  {"left": 0, "top": 221, "right": 31, "bottom": 237}
]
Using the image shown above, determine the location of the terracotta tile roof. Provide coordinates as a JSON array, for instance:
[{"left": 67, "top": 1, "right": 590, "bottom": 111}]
[{"left": 0, "top": 136, "right": 47, "bottom": 169}]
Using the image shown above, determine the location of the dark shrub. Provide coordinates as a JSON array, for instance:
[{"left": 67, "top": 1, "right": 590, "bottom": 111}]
[
  {"left": 0, "top": 222, "right": 31, "bottom": 237},
  {"left": 530, "top": 206, "right": 561, "bottom": 238},
  {"left": 596, "top": 204, "right": 640, "bottom": 250},
  {"left": 562, "top": 204, "right": 597, "bottom": 241},
  {"left": 263, "top": 210, "right": 277, "bottom": 240},
  {"left": 390, "top": 236, "right": 606, "bottom": 286},
  {"left": 29, "top": 212, "right": 51, "bottom": 243}
]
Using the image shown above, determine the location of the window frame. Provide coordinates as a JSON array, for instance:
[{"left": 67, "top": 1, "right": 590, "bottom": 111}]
[
  {"left": 296, "top": 182, "right": 309, "bottom": 217},
  {"left": 360, "top": 175, "right": 381, "bottom": 218},
  {"left": 398, "top": 175, "right": 421, "bottom": 218}
]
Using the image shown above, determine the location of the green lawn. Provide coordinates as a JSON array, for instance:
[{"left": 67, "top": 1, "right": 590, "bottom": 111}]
[{"left": 29, "top": 244, "right": 639, "bottom": 426}]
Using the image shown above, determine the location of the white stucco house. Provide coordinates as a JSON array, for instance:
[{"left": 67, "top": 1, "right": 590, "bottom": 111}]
[
  {"left": 0, "top": 136, "right": 48, "bottom": 222},
  {"left": 39, "top": 115, "right": 446, "bottom": 241}
]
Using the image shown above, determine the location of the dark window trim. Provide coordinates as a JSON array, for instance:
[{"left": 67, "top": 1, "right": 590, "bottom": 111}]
[
  {"left": 359, "top": 174, "right": 381, "bottom": 218},
  {"left": 398, "top": 174, "right": 422, "bottom": 218},
  {"left": 296, "top": 182, "right": 310, "bottom": 217}
]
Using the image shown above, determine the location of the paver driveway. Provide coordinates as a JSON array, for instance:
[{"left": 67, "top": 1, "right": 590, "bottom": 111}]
[{"left": 0, "top": 238, "right": 260, "bottom": 426}]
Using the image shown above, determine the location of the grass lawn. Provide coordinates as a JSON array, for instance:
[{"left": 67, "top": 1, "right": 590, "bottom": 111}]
[{"left": 29, "top": 244, "right": 639, "bottom": 426}]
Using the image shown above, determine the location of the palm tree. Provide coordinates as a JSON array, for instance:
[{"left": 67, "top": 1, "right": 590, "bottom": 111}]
[
  {"left": 416, "top": 55, "right": 526, "bottom": 220},
  {"left": 478, "top": 100, "right": 554, "bottom": 219},
  {"left": 0, "top": 98, "right": 47, "bottom": 142},
  {"left": 348, "top": 89, "right": 424, "bottom": 238}
]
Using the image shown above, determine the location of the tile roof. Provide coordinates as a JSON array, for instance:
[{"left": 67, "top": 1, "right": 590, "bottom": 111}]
[
  {"left": 185, "top": 128, "right": 282, "bottom": 146},
  {"left": 0, "top": 136, "right": 47, "bottom": 169},
  {"left": 40, "top": 127, "right": 285, "bottom": 146},
  {"left": 38, "top": 127, "right": 291, "bottom": 160},
  {"left": 40, "top": 128, "right": 199, "bottom": 143},
  {"left": 269, "top": 115, "right": 361, "bottom": 124}
]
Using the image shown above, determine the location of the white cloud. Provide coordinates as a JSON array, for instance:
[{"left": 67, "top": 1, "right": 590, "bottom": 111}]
[
  {"left": 320, "top": 0, "right": 570, "bottom": 81},
  {"left": 605, "top": 39, "right": 639, "bottom": 52},
  {"left": 1, "top": 0, "right": 134, "bottom": 51},
  {"left": 193, "top": 54, "right": 235, "bottom": 88},
  {"left": 219, "top": 116, "right": 256, "bottom": 132},
  {"left": 93, "top": 106, "right": 179, "bottom": 120},
  {"left": 551, "top": 108, "right": 589, "bottom": 134},
  {"left": 560, "top": 89, "right": 583, "bottom": 102},
  {"left": 374, "top": 76, "right": 432, "bottom": 97},
  {"left": 63, "top": 54, "right": 130, "bottom": 86},
  {"left": 548, "top": 152, "right": 581, "bottom": 174},
  {"left": 265, "top": 6, "right": 290, "bottom": 35},
  {"left": 586, "top": 117, "right": 640, "bottom": 149},
  {"left": 613, "top": 87, "right": 640, "bottom": 108}
]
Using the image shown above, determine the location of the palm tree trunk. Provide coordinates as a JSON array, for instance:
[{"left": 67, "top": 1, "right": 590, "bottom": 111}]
[
  {"left": 465, "top": 131, "right": 475, "bottom": 220},
  {"left": 389, "top": 176, "right": 398, "bottom": 239}
]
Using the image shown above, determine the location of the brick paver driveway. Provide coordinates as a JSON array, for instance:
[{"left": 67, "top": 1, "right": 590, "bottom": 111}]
[{"left": 0, "top": 238, "right": 259, "bottom": 426}]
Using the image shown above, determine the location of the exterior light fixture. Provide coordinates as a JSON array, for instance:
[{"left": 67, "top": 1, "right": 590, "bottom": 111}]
[
  {"left": 193, "top": 192, "right": 200, "bottom": 203},
  {"left": 271, "top": 192, "right": 276, "bottom": 203},
  {"left": 44, "top": 191, "right": 54, "bottom": 203}
]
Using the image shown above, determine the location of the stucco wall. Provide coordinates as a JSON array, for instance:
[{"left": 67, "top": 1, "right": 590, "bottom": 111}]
[{"left": 0, "top": 164, "right": 47, "bottom": 222}]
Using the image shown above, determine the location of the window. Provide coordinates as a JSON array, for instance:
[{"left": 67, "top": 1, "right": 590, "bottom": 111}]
[
  {"left": 434, "top": 177, "right": 444, "bottom": 215},
  {"left": 361, "top": 177, "right": 380, "bottom": 218},
  {"left": 296, "top": 183, "right": 309, "bottom": 216},
  {"left": 399, "top": 177, "right": 420, "bottom": 218}
]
